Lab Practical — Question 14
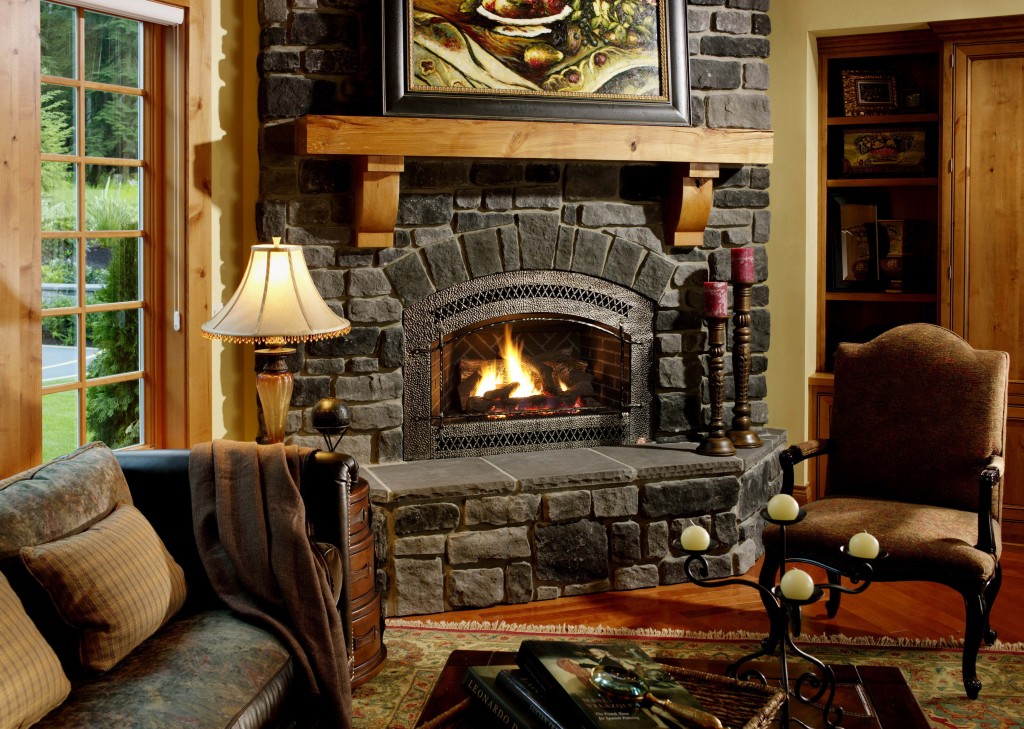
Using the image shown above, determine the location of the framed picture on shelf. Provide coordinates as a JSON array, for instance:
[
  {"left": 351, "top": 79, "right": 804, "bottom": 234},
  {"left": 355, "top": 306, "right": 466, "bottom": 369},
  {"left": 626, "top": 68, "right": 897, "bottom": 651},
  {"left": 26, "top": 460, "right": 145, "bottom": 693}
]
[
  {"left": 829, "top": 197, "right": 882, "bottom": 291},
  {"left": 382, "top": 0, "right": 691, "bottom": 125},
  {"left": 841, "top": 71, "right": 899, "bottom": 116},
  {"left": 841, "top": 127, "right": 928, "bottom": 176}
]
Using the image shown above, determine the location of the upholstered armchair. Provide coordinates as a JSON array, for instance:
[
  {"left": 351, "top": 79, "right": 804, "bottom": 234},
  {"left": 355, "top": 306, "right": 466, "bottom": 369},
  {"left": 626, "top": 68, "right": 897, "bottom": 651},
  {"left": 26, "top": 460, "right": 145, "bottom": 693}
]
[{"left": 761, "top": 323, "right": 1009, "bottom": 699}]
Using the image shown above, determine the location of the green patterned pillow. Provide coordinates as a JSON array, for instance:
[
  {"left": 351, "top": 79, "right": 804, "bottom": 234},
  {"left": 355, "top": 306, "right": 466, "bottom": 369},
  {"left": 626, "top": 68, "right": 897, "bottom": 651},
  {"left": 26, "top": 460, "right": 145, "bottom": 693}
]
[
  {"left": 21, "top": 504, "right": 187, "bottom": 673},
  {"left": 0, "top": 570, "right": 70, "bottom": 728}
]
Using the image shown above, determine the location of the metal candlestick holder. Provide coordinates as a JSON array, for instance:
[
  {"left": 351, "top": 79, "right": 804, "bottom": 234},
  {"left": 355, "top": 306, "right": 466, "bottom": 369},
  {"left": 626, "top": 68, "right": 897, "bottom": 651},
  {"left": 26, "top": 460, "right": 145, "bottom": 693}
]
[
  {"left": 728, "top": 281, "right": 763, "bottom": 448},
  {"left": 698, "top": 314, "right": 736, "bottom": 456},
  {"left": 676, "top": 511, "right": 885, "bottom": 728}
]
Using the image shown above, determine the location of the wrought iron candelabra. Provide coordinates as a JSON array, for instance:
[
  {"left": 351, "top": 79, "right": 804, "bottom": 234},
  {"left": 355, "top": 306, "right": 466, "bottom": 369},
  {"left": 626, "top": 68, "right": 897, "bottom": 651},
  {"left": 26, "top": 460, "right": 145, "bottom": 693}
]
[{"left": 676, "top": 511, "right": 886, "bottom": 729}]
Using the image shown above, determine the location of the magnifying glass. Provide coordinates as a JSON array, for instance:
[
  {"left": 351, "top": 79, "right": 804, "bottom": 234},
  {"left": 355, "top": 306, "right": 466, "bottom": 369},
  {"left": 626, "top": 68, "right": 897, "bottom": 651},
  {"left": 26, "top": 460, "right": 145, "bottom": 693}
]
[{"left": 590, "top": 664, "right": 724, "bottom": 729}]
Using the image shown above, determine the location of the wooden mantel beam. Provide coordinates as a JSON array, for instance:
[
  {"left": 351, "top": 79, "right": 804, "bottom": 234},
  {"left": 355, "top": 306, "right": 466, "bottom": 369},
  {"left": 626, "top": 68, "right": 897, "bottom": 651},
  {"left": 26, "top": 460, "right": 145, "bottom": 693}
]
[{"left": 296, "top": 116, "right": 773, "bottom": 248}]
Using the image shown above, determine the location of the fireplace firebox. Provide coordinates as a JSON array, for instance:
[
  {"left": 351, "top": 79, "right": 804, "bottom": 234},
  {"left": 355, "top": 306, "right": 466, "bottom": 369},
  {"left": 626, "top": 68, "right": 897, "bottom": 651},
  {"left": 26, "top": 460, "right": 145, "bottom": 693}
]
[{"left": 403, "top": 271, "right": 653, "bottom": 460}]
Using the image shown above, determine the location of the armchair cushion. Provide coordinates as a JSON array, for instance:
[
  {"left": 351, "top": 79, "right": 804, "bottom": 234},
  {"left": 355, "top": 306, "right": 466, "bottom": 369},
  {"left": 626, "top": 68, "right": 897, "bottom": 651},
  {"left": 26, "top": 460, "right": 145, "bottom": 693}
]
[
  {"left": 828, "top": 324, "right": 1008, "bottom": 514},
  {"left": 21, "top": 504, "right": 187, "bottom": 673},
  {"left": 772, "top": 496, "right": 1001, "bottom": 588}
]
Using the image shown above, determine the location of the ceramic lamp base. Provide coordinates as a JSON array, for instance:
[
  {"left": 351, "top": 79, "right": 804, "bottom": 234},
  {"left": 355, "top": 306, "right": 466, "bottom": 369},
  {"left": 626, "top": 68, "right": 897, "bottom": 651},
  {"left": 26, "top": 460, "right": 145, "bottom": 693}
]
[{"left": 255, "top": 347, "right": 296, "bottom": 444}]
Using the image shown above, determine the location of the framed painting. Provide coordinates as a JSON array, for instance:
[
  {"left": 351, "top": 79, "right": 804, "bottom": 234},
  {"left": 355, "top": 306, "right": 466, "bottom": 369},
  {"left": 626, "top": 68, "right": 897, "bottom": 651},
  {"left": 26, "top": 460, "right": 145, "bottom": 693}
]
[
  {"left": 840, "top": 71, "right": 898, "bottom": 117},
  {"left": 828, "top": 194, "right": 883, "bottom": 292},
  {"left": 841, "top": 126, "right": 928, "bottom": 176},
  {"left": 383, "top": 0, "right": 690, "bottom": 125}
]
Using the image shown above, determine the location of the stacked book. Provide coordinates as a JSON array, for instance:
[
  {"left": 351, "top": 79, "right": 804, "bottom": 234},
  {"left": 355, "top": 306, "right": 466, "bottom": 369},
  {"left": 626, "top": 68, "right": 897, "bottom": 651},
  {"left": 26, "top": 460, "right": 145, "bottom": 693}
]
[{"left": 461, "top": 640, "right": 724, "bottom": 729}]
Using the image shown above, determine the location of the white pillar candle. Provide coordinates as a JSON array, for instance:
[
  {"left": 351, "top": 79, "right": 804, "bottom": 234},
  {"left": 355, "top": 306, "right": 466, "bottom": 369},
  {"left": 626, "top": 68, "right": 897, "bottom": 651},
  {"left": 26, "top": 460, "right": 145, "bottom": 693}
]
[
  {"left": 680, "top": 525, "right": 711, "bottom": 552},
  {"left": 780, "top": 569, "right": 815, "bottom": 601},
  {"left": 766, "top": 493, "right": 800, "bottom": 521},
  {"left": 848, "top": 531, "right": 880, "bottom": 559}
]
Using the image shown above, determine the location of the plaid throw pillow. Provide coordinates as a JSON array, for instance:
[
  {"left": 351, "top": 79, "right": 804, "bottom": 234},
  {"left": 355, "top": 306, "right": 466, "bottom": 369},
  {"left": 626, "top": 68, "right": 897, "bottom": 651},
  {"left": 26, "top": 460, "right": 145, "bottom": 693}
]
[
  {"left": 0, "top": 571, "right": 70, "bottom": 728},
  {"left": 21, "top": 504, "right": 187, "bottom": 673}
]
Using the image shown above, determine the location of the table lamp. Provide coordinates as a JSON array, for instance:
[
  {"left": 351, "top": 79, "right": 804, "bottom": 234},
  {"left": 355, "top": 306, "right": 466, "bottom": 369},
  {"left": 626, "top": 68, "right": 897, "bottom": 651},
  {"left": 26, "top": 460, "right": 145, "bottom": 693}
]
[{"left": 201, "top": 237, "right": 351, "bottom": 443}]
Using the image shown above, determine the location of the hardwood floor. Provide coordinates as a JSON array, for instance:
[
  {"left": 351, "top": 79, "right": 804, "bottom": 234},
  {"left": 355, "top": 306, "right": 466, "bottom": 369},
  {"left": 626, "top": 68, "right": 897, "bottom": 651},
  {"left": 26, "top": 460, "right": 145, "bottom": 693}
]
[{"left": 403, "top": 544, "right": 1024, "bottom": 645}]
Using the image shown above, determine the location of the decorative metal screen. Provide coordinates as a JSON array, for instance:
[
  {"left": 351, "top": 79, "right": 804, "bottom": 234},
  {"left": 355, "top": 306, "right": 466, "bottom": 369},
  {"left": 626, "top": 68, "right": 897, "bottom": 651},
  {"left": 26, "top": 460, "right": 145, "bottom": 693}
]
[{"left": 403, "top": 271, "right": 654, "bottom": 460}]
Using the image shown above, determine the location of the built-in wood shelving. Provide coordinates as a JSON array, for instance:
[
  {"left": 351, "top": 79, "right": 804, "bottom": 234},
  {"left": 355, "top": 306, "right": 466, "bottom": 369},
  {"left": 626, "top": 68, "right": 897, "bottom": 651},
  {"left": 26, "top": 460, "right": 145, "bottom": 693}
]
[
  {"left": 825, "top": 292, "right": 937, "bottom": 303},
  {"left": 826, "top": 177, "right": 939, "bottom": 188}
]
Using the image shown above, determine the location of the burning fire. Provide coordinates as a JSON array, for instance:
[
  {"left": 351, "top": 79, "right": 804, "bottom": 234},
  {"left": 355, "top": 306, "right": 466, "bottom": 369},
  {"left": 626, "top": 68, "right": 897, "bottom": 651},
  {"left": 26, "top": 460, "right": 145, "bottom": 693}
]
[{"left": 474, "top": 325, "right": 543, "bottom": 398}]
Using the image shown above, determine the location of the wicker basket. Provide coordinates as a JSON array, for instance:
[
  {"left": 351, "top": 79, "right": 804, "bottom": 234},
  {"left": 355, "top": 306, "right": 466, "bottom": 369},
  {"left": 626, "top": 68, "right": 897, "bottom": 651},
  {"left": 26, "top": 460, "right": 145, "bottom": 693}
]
[
  {"left": 664, "top": 664, "right": 786, "bottom": 729},
  {"left": 417, "top": 663, "right": 786, "bottom": 729}
]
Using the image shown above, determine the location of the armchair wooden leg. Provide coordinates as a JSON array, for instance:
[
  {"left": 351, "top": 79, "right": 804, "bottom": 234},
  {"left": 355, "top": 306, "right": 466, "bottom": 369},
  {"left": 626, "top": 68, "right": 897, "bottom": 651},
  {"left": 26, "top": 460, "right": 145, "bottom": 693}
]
[
  {"left": 825, "top": 568, "right": 842, "bottom": 618},
  {"left": 962, "top": 591, "right": 985, "bottom": 699},
  {"left": 983, "top": 564, "right": 1002, "bottom": 645}
]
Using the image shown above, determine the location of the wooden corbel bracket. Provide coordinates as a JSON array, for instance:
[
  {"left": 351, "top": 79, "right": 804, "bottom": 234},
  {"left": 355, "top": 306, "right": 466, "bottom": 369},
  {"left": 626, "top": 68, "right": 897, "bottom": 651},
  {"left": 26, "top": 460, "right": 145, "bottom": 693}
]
[
  {"left": 353, "top": 155, "right": 405, "bottom": 249},
  {"left": 667, "top": 163, "right": 720, "bottom": 248}
]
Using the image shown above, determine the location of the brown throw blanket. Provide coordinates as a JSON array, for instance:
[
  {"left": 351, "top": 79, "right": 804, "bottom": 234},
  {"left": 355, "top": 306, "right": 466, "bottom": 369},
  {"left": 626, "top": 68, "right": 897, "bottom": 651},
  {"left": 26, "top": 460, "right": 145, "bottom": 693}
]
[{"left": 190, "top": 440, "right": 351, "bottom": 728}]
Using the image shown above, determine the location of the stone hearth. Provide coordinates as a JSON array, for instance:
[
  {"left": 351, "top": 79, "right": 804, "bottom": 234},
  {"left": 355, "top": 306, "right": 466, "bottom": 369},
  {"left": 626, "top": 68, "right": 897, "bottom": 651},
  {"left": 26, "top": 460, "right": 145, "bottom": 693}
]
[{"left": 365, "top": 430, "right": 785, "bottom": 617}]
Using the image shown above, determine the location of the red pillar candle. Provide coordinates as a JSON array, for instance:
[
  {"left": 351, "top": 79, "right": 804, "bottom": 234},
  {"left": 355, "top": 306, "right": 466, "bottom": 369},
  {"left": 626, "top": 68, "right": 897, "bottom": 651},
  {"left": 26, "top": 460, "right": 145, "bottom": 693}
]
[
  {"left": 703, "top": 281, "right": 729, "bottom": 318},
  {"left": 731, "top": 247, "right": 755, "bottom": 283}
]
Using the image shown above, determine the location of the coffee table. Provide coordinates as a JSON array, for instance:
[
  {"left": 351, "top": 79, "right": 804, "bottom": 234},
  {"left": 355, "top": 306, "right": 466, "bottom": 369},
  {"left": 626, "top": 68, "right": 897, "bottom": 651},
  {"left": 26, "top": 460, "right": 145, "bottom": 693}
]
[{"left": 415, "top": 649, "right": 930, "bottom": 729}]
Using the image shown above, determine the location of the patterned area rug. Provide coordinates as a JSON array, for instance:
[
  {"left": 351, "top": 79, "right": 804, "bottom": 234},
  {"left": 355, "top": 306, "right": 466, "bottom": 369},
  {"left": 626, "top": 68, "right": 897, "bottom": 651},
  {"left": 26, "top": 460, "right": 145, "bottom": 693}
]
[{"left": 352, "top": 620, "right": 1024, "bottom": 729}]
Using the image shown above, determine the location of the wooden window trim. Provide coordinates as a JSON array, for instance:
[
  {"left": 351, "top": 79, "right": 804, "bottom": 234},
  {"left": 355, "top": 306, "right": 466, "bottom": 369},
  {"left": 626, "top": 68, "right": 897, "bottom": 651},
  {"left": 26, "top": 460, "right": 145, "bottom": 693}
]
[{"left": 0, "top": 0, "right": 210, "bottom": 475}]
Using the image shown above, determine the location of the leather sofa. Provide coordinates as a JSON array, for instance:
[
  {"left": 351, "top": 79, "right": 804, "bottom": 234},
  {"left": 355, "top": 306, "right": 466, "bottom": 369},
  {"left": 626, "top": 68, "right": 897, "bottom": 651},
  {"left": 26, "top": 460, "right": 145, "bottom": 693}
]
[{"left": 0, "top": 444, "right": 357, "bottom": 729}]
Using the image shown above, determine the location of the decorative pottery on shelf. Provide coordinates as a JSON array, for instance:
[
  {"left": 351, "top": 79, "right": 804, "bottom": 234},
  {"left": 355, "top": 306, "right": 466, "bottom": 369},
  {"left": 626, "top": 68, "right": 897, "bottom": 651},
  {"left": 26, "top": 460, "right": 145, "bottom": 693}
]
[{"left": 877, "top": 219, "right": 920, "bottom": 292}]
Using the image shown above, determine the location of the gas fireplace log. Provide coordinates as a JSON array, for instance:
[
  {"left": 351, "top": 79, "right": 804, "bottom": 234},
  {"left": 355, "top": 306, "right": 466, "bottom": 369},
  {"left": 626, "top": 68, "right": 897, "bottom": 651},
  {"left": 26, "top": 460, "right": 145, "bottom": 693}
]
[
  {"left": 557, "top": 369, "right": 595, "bottom": 397},
  {"left": 484, "top": 383, "right": 519, "bottom": 401},
  {"left": 519, "top": 353, "right": 557, "bottom": 393},
  {"left": 457, "top": 372, "right": 481, "bottom": 410}
]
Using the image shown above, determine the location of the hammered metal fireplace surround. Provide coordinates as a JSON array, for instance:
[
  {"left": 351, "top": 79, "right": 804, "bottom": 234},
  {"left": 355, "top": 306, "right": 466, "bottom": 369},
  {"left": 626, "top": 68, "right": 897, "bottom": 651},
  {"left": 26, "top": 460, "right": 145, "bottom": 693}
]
[{"left": 403, "top": 271, "right": 653, "bottom": 460}]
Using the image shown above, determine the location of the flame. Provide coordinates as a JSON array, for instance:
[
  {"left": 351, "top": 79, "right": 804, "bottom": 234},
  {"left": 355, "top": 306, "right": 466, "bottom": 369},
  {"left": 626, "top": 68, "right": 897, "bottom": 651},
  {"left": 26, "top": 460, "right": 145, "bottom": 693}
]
[{"left": 473, "top": 326, "right": 543, "bottom": 398}]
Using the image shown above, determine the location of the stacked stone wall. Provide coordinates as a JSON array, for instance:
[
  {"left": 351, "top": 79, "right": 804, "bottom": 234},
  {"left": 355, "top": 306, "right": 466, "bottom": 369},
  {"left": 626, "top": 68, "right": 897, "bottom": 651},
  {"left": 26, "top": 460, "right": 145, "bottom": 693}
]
[{"left": 257, "top": 0, "right": 772, "bottom": 463}]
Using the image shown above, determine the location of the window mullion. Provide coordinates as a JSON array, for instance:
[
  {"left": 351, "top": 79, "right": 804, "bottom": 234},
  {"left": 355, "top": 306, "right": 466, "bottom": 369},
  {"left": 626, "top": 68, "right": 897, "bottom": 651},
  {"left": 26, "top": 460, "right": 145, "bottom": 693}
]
[{"left": 76, "top": 6, "right": 87, "bottom": 446}]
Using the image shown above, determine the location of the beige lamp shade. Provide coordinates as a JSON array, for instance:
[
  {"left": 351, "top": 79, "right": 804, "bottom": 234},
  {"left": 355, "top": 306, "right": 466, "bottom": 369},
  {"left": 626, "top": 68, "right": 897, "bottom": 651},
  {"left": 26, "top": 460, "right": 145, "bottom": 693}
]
[{"left": 202, "top": 237, "right": 351, "bottom": 344}]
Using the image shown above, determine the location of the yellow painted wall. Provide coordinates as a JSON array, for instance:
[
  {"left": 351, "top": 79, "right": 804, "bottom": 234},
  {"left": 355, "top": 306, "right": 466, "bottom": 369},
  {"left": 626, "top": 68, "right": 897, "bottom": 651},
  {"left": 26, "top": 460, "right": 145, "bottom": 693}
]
[
  {"left": 766, "top": 1, "right": 1022, "bottom": 479},
  {"left": 209, "top": 0, "right": 259, "bottom": 440},
  {"left": 206, "top": 1, "right": 1023, "bottom": 448}
]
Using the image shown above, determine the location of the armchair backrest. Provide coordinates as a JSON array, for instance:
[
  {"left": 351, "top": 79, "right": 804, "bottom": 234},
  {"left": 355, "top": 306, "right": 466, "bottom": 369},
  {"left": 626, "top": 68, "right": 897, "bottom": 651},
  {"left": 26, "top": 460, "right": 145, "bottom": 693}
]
[{"left": 827, "top": 323, "right": 1009, "bottom": 514}]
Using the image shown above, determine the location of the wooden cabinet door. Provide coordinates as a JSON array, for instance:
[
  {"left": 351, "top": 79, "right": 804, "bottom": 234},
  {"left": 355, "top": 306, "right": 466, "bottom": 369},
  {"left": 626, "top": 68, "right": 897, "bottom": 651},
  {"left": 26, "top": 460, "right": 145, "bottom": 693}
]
[{"left": 947, "top": 38, "right": 1024, "bottom": 543}]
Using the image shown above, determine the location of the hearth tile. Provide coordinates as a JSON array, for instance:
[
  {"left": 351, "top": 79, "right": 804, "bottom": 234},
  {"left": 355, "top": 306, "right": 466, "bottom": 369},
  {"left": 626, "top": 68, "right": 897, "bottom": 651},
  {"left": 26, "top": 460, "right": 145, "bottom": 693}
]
[
  {"left": 366, "top": 457, "right": 516, "bottom": 499},
  {"left": 730, "top": 428, "right": 787, "bottom": 470},
  {"left": 594, "top": 442, "right": 744, "bottom": 480},
  {"left": 483, "top": 449, "right": 635, "bottom": 491},
  {"left": 361, "top": 469, "right": 391, "bottom": 503}
]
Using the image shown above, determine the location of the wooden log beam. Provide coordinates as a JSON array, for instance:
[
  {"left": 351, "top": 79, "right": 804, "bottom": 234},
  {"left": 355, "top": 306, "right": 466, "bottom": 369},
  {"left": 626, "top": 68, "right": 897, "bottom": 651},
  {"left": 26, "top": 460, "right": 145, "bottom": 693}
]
[{"left": 296, "top": 116, "right": 773, "bottom": 248}]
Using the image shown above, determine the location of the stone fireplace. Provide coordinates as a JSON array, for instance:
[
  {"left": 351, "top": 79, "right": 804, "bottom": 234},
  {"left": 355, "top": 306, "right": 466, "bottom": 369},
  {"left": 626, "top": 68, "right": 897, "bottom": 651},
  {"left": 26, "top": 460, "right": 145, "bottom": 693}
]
[{"left": 256, "top": 0, "right": 777, "bottom": 617}]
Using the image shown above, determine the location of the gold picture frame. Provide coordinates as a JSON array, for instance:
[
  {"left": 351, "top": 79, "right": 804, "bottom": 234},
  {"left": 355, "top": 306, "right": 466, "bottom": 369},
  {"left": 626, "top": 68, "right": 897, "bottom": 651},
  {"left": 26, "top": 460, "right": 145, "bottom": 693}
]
[
  {"left": 841, "top": 71, "right": 898, "bottom": 116},
  {"left": 841, "top": 127, "right": 928, "bottom": 176},
  {"left": 383, "top": 0, "right": 691, "bottom": 125}
]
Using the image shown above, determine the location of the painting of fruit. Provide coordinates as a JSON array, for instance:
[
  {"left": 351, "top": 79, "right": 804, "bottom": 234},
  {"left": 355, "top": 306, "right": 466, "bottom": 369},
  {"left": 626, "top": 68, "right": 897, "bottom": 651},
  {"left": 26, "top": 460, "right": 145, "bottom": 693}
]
[{"left": 405, "top": 0, "right": 667, "bottom": 98}]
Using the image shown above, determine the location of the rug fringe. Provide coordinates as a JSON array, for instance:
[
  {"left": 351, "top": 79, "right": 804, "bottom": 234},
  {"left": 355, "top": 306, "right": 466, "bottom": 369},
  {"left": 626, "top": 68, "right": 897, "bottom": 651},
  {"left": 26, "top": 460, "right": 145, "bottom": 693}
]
[{"left": 386, "top": 618, "right": 1024, "bottom": 653}]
